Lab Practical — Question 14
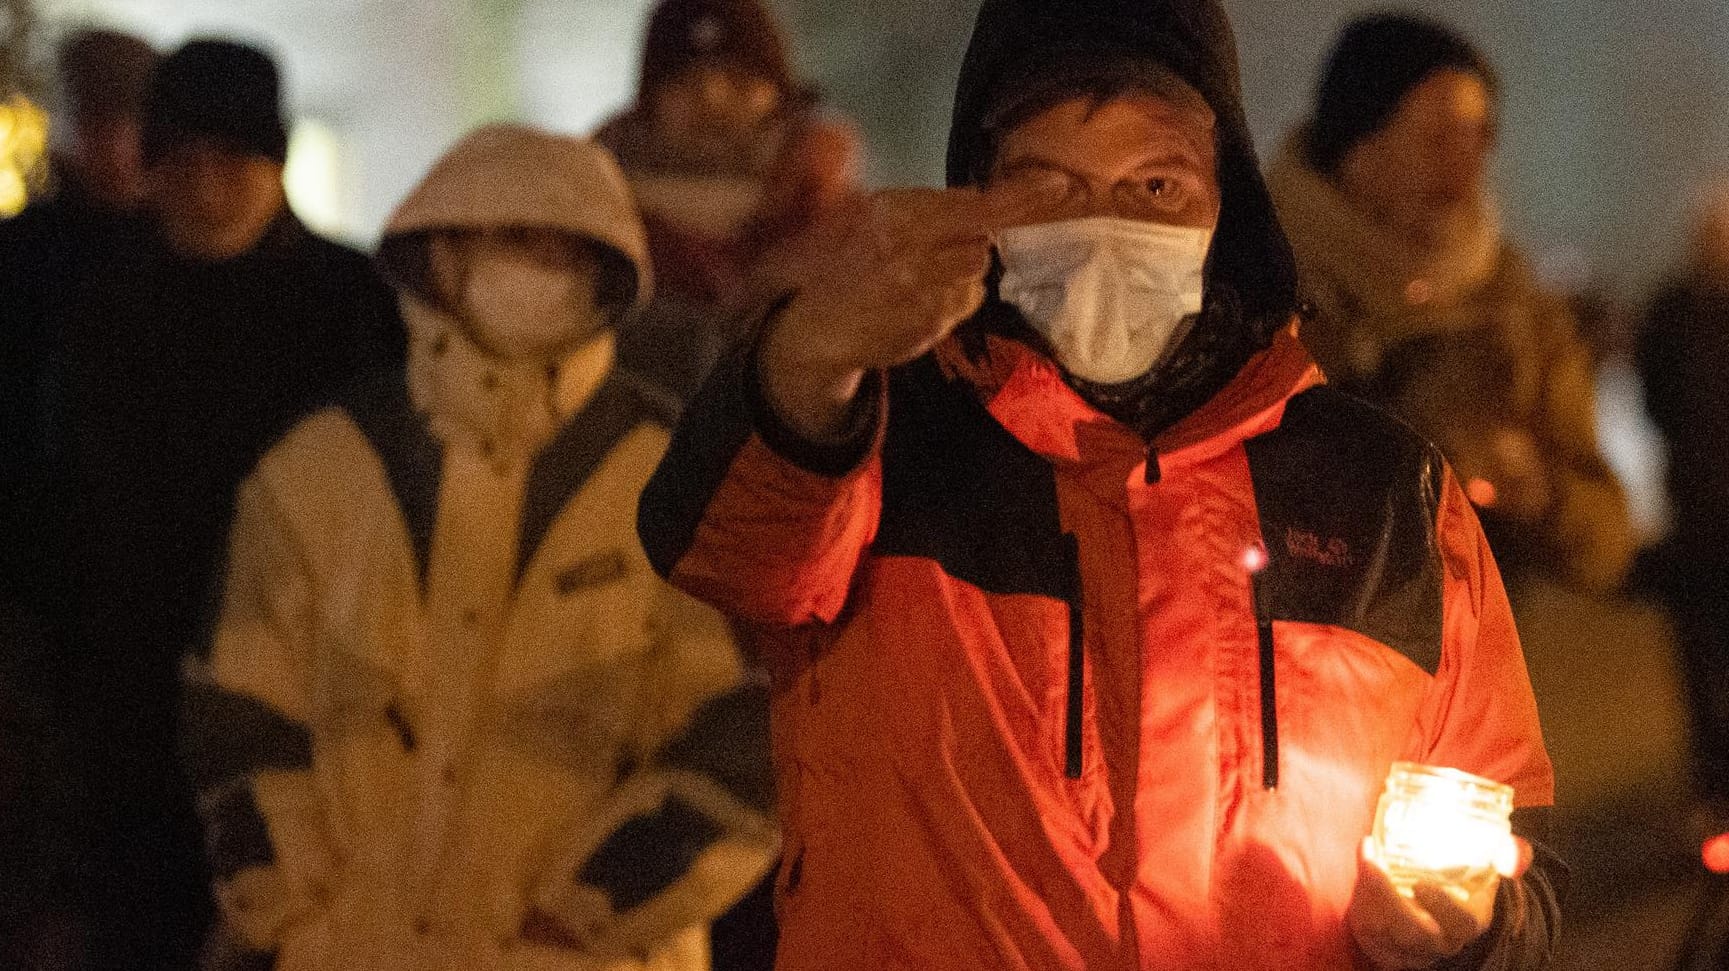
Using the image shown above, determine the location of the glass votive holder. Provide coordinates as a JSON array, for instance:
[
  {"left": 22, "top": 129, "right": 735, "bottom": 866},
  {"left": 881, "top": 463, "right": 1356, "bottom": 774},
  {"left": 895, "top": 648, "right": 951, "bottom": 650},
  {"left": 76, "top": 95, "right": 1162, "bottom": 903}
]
[{"left": 1372, "top": 762, "right": 1515, "bottom": 900}]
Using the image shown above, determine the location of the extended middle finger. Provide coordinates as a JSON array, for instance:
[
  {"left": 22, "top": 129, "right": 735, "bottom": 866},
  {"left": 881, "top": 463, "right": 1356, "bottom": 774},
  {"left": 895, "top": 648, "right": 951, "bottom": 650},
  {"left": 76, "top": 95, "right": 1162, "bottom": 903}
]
[
  {"left": 873, "top": 180, "right": 1067, "bottom": 253},
  {"left": 870, "top": 239, "right": 992, "bottom": 297}
]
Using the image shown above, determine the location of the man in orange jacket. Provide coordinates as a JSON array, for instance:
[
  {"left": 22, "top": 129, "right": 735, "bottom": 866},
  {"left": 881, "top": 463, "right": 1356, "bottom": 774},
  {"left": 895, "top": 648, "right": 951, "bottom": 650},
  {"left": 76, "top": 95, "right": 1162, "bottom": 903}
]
[{"left": 638, "top": 1, "right": 1563, "bottom": 968}]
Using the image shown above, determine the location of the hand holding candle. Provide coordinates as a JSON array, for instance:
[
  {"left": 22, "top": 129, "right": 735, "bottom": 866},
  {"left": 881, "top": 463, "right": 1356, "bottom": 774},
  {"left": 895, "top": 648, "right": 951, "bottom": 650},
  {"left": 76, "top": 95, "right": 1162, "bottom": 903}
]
[
  {"left": 1348, "top": 764, "right": 1525, "bottom": 969},
  {"left": 1372, "top": 763, "right": 1518, "bottom": 898}
]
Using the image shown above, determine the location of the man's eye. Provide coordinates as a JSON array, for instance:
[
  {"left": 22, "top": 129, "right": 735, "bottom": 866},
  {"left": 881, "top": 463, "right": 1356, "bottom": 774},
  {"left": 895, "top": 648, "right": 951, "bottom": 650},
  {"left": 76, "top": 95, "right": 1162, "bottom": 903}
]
[{"left": 1118, "top": 177, "right": 1183, "bottom": 212}]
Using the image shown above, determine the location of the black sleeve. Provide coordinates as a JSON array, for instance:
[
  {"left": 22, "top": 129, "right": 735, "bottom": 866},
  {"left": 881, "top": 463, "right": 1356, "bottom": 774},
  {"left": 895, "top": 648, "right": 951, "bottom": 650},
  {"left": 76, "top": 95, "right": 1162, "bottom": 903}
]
[
  {"left": 636, "top": 302, "right": 881, "bottom": 580},
  {"left": 1435, "top": 806, "right": 1567, "bottom": 971},
  {"left": 745, "top": 341, "right": 882, "bottom": 478}
]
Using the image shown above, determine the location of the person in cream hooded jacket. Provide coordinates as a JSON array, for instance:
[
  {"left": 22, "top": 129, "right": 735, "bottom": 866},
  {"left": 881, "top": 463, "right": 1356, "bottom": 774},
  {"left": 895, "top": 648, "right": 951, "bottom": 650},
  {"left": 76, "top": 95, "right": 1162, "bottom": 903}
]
[{"left": 183, "top": 123, "right": 776, "bottom": 971}]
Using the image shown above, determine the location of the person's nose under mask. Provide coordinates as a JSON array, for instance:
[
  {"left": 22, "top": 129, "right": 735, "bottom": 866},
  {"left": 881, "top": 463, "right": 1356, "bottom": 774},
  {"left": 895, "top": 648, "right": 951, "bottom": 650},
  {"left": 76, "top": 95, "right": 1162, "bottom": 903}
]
[{"left": 996, "top": 216, "right": 1213, "bottom": 386}]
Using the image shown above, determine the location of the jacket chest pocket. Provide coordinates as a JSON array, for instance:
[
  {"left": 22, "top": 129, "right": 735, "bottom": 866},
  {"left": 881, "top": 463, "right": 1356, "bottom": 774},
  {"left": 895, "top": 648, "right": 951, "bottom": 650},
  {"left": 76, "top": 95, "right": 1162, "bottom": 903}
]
[
  {"left": 492, "top": 550, "right": 655, "bottom": 766},
  {"left": 514, "top": 548, "right": 653, "bottom": 668}
]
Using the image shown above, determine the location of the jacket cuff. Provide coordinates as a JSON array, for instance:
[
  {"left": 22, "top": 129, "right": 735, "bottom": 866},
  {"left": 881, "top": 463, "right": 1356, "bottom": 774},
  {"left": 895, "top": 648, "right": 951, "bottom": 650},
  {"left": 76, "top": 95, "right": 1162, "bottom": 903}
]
[
  {"left": 1433, "top": 807, "right": 1566, "bottom": 971},
  {"left": 743, "top": 299, "right": 883, "bottom": 478}
]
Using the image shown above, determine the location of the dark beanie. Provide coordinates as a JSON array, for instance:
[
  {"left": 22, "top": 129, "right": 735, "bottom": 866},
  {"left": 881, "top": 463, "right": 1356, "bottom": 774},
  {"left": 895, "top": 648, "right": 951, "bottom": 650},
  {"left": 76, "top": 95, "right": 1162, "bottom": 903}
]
[
  {"left": 1308, "top": 13, "right": 1497, "bottom": 174},
  {"left": 55, "top": 29, "right": 159, "bottom": 122},
  {"left": 142, "top": 39, "right": 289, "bottom": 165},
  {"left": 638, "top": 0, "right": 794, "bottom": 101}
]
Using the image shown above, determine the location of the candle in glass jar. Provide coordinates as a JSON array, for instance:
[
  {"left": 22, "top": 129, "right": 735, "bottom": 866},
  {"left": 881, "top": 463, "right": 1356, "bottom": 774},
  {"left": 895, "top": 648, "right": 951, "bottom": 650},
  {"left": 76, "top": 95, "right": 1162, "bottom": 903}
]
[{"left": 1371, "top": 762, "right": 1516, "bottom": 899}]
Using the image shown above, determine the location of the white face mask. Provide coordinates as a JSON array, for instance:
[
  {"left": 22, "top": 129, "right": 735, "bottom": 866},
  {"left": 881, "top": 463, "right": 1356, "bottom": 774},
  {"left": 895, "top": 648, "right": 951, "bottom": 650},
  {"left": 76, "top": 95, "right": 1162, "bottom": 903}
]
[
  {"left": 461, "top": 256, "right": 600, "bottom": 361},
  {"left": 997, "top": 216, "right": 1213, "bottom": 385}
]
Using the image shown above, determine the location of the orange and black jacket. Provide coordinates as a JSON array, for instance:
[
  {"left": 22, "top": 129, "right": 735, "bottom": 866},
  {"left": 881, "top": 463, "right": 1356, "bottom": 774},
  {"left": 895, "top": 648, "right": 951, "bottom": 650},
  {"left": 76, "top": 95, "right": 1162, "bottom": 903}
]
[{"left": 639, "top": 323, "right": 1563, "bottom": 970}]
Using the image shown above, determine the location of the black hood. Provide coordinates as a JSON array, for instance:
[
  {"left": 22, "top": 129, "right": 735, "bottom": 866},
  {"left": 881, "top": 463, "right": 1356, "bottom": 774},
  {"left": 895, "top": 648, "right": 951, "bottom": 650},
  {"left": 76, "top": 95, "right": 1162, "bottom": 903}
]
[{"left": 946, "top": 0, "right": 1299, "bottom": 344}]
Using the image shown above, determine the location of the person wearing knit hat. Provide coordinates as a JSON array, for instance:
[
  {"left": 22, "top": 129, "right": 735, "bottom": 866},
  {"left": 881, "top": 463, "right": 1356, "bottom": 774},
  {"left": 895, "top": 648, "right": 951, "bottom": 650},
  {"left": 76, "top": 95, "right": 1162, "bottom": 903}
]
[
  {"left": 640, "top": 2, "right": 1562, "bottom": 969},
  {"left": 1267, "top": 13, "right": 1634, "bottom": 597},
  {"left": 185, "top": 123, "right": 773, "bottom": 971},
  {"left": 600, "top": 0, "right": 795, "bottom": 181},
  {"left": 594, "top": 0, "right": 861, "bottom": 412},
  {"left": 1304, "top": 14, "right": 1498, "bottom": 183},
  {"left": 143, "top": 38, "right": 288, "bottom": 162},
  {"left": 597, "top": 9, "right": 859, "bottom": 962},
  {"left": 142, "top": 39, "right": 295, "bottom": 263},
  {"left": 41, "top": 36, "right": 405, "bottom": 971}
]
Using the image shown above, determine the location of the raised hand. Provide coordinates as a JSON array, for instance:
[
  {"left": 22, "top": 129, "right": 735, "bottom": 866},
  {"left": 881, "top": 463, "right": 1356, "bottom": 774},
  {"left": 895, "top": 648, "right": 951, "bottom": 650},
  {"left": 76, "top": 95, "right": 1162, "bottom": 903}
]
[{"left": 759, "top": 178, "right": 1066, "bottom": 441}]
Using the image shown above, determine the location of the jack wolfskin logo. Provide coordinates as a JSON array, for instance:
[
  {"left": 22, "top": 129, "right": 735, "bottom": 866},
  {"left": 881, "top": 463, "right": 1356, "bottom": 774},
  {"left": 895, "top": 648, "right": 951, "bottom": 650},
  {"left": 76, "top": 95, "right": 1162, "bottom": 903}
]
[{"left": 1285, "top": 528, "right": 1354, "bottom": 568}]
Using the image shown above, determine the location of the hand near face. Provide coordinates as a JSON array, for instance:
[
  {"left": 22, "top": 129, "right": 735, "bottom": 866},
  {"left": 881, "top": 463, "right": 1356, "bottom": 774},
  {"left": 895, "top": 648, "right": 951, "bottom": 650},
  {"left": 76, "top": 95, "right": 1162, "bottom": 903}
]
[{"left": 758, "top": 178, "right": 1065, "bottom": 441}]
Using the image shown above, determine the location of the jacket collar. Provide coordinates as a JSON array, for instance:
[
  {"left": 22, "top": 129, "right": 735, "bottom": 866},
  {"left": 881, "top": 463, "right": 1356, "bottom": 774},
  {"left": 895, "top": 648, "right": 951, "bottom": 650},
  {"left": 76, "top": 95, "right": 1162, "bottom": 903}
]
[
  {"left": 934, "top": 322, "right": 1321, "bottom": 488},
  {"left": 402, "top": 296, "right": 616, "bottom": 464}
]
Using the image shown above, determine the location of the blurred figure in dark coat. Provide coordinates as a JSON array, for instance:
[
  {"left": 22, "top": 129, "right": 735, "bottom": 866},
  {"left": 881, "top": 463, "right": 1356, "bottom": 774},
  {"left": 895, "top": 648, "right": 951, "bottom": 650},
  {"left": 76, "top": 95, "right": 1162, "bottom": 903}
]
[
  {"left": 596, "top": 0, "right": 861, "bottom": 407},
  {"left": 43, "top": 39, "right": 402, "bottom": 971},
  {"left": 1639, "top": 183, "right": 1729, "bottom": 808},
  {"left": 0, "top": 28, "right": 158, "bottom": 971},
  {"left": 0, "top": 29, "right": 157, "bottom": 584}
]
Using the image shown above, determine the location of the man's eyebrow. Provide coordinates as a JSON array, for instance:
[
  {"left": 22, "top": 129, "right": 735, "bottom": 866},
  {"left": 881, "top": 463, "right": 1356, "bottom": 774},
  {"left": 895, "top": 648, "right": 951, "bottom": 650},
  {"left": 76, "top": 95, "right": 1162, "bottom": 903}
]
[
  {"left": 994, "top": 157, "right": 1081, "bottom": 181},
  {"left": 1131, "top": 145, "right": 1209, "bottom": 172},
  {"left": 998, "top": 149, "right": 1206, "bottom": 183}
]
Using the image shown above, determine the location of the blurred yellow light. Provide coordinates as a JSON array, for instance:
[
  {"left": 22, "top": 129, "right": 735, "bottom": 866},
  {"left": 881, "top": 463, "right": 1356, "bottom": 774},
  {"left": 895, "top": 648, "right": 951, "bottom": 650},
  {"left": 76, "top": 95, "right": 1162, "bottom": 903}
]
[
  {"left": 1372, "top": 762, "right": 1516, "bottom": 899},
  {"left": 284, "top": 119, "right": 346, "bottom": 238},
  {"left": 0, "top": 95, "right": 49, "bottom": 217}
]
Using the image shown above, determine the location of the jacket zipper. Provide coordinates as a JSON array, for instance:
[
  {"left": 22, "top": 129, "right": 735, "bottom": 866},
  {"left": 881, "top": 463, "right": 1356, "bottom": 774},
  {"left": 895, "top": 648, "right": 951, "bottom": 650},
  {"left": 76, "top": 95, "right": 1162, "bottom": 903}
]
[
  {"left": 1062, "top": 533, "right": 1085, "bottom": 780},
  {"left": 1252, "top": 574, "right": 1280, "bottom": 790}
]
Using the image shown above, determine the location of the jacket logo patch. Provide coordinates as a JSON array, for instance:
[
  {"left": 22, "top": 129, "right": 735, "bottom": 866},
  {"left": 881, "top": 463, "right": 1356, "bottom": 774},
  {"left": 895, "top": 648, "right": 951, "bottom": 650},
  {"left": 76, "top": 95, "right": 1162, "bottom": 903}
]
[
  {"left": 1285, "top": 528, "right": 1354, "bottom": 568},
  {"left": 556, "top": 551, "right": 630, "bottom": 596}
]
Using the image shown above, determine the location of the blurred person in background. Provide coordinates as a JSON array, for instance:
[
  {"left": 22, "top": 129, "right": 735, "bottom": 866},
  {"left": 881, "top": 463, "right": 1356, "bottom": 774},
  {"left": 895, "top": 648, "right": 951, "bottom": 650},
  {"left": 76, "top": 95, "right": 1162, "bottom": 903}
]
[
  {"left": 0, "top": 28, "right": 156, "bottom": 582},
  {"left": 1267, "top": 12, "right": 1634, "bottom": 596},
  {"left": 639, "top": 0, "right": 1562, "bottom": 966},
  {"left": 1638, "top": 183, "right": 1729, "bottom": 810},
  {"left": 184, "top": 123, "right": 774, "bottom": 971},
  {"left": 599, "top": 5, "right": 860, "bottom": 964},
  {"left": 0, "top": 27, "right": 158, "bottom": 971},
  {"left": 596, "top": 0, "right": 861, "bottom": 406},
  {"left": 43, "top": 39, "right": 402, "bottom": 971}
]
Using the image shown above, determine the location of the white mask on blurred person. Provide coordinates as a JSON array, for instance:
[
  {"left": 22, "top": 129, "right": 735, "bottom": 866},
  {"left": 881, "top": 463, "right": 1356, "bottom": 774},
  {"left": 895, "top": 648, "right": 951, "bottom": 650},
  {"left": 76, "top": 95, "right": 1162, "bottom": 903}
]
[
  {"left": 997, "top": 217, "right": 1212, "bottom": 386},
  {"left": 462, "top": 256, "right": 595, "bottom": 360}
]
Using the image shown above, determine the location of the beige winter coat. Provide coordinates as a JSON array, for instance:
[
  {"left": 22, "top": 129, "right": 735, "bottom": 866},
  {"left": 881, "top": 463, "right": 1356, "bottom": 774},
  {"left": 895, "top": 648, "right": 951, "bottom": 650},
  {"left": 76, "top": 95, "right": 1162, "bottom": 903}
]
[
  {"left": 1267, "top": 133, "right": 1635, "bottom": 594},
  {"left": 185, "top": 125, "right": 775, "bottom": 971}
]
